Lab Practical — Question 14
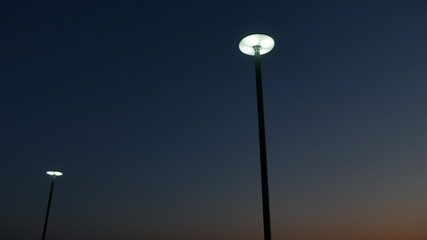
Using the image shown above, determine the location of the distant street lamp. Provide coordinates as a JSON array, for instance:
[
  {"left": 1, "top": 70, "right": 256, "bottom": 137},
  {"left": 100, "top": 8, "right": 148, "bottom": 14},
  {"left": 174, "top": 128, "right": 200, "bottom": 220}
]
[
  {"left": 239, "top": 33, "right": 275, "bottom": 240},
  {"left": 42, "top": 170, "right": 63, "bottom": 240}
]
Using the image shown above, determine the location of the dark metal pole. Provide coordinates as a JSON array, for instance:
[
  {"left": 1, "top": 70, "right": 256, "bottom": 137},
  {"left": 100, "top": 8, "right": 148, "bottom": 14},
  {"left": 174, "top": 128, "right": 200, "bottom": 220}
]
[
  {"left": 42, "top": 176, "right": 56, "bottom": 240},
  {"left": 254, "top": 45, "right": 272, "bottom": 240}
]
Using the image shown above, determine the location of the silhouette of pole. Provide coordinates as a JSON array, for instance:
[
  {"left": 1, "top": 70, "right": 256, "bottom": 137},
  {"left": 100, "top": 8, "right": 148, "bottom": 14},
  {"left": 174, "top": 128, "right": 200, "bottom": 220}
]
[
  {"left": 42, "top": 177, "right": 55, "bottom": 240},
  {"left": 254, "top": 45, "right": 271, "bottom": 240},
  {"left": 42, "top": 171, "right": 63, "bottom": 240},
  {"left": 239, "top": 34, "right": 275, "bottom": 240}
]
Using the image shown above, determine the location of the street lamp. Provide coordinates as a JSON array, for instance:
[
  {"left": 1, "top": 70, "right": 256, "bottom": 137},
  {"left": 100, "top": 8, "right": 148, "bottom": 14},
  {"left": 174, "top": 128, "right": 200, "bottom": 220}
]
[
  {"left": 42, "top": 170, "right": 63, "bottom": 240},
  {"left": 239, "top": 33, "right": 275, "bottom": 240}
]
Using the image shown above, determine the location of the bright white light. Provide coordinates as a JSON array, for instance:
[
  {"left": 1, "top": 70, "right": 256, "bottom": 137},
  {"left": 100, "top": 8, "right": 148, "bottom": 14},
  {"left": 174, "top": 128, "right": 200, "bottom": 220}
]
[
  {"left": 46, "top": 170, "right": 63, "bottom": 176},
  {"left": 240, "top": 46, "right": 253, "bottom": 55},
  {"left": 261, "top": 38, "right": 274, "bottom": 48},
  {"left": 239, "top": 34, "right": 275, "bottom": 56},
  {"left": 246, "top": 35, "right": 259, "bottom": 46}
]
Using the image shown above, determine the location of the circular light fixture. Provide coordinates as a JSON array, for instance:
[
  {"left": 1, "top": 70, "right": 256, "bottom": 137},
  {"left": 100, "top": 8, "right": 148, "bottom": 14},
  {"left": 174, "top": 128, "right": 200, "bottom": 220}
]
[
  {"left": 239, "top": 34, "right": 275, "bottom": 56},
  {"left": 46, "top": 170, "right": 63, "bottom": 176}
]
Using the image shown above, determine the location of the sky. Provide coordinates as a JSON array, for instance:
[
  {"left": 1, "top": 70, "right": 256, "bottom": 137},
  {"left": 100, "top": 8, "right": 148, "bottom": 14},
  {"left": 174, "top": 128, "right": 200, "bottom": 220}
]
[{"left": 1, "top": 0, "right": 426, "bottom": 240}]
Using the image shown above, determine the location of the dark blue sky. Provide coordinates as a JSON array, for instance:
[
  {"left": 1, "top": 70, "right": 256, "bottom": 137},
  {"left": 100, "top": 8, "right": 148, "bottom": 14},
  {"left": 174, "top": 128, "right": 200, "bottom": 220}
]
[{"left": 1, "top": 1, "right": 426, "bottom": 240}]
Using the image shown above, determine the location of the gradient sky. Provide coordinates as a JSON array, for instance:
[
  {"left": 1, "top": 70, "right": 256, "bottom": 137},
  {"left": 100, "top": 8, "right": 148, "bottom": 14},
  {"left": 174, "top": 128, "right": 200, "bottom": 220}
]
[{"left": 1, "top": 0, "right": 426, "bottom": 240}]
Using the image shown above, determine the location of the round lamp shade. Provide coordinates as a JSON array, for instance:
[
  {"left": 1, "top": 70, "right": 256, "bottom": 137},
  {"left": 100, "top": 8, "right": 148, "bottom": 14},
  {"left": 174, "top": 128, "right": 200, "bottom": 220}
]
[
  {"left": 46, "top": 170, "right": 63, "bottom": 176},
  {"left": 239, "top": 34, "right": 275, "bottom": 56}
]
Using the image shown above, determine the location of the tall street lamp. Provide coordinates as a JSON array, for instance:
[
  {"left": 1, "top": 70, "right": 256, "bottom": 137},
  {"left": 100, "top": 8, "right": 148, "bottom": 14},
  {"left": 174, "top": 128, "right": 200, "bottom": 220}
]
[
  {"left": 42, "top": 170, "right": 63, "bottom": 240},
  {"left": 239, "top": 33, "right": 275, "bottom": 240}
]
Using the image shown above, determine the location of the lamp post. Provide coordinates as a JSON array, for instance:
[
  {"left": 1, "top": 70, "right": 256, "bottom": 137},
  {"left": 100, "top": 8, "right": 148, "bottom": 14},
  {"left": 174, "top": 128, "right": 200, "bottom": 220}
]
[
  {"left": 239, "top": 33, "right": 275, "bottom": 240},
  {"left": 42, "top": 170, "right": 63, "bottom": 240}
]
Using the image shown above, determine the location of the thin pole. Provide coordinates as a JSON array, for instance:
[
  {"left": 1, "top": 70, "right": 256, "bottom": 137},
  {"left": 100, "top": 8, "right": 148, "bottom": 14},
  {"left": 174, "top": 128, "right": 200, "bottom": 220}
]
[
  {"left": 254, "top": 45, "right": 272, "bottom": 240},
  {"left": 42, "top": 176, "right": 55, "bottom": 240}
]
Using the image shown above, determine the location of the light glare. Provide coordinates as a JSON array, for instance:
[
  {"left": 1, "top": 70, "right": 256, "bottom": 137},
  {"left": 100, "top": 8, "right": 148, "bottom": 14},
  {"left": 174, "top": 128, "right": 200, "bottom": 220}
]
[
  {"left": 46, "top": 170, "right": 63, "bottom": 176},
  {"left": 239, "top": 34, "right": 275, "bottom": 56},
  {"left": 246, "top": 36, "right": 259, "bottom": 46},
  {"left": 240, "top": 46, "right": 253, "bottom": 55},
  {"left": 261, "top": 38, "right": 274, "bottom": 48}
]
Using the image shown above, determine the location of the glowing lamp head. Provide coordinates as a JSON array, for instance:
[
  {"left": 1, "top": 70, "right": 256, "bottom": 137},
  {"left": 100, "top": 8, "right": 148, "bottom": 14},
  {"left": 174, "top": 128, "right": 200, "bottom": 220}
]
[
  {"left": 46, "top": 170, "right": 63, "bottom": 177},
  {"left": 239, "top": 34, "right": 275, "bottom": 56}
]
